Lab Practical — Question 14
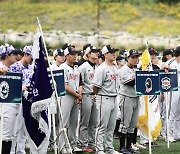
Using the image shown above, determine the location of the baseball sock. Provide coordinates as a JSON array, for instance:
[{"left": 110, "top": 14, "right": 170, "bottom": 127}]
[
  {"left": 126, "top": 133, "right": 133, "bottom": 149},
  {"left": 119, "top": 132, "right": 125, "bottom": 150},
  {"left": 114, "top": 119, "right": 121, "bottom": 136},
  {"left": 2, "top": 141, "right": 12, "bottom": 154},
  {"left": 132, "top": 128, "right": 137, "bottom": 144}
]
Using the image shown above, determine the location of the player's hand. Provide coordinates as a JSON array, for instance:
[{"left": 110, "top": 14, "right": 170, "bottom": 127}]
[
  {"left": 22, "top": 86, "right": 27, "bottom": 91},
  {"left": 75, "top": 92, "right": 82, "bottom": 101},
  {"left": 0, "top": 68, "right": 7, "bottom": 75},
  {"left": 162, "top": 64, "right": 170, "bottom": 73},
  {"left": 75, "top": 98, "right": 82, "bottom": 104},
  {"left": 92, "top": 94, "right": 96, "bottom": 102}
]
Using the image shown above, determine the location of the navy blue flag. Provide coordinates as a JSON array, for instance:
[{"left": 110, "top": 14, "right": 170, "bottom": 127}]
[{"left": 22, "top": 34, "right": 53, "bottom": 153}]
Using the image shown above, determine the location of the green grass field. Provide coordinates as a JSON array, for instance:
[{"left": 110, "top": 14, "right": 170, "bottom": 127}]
[
  {"left": 0, "top": 0, "right": 180, "bottom": 36},
  {"left": 26, "top": 137, "right": 180, "bottom": 154}
]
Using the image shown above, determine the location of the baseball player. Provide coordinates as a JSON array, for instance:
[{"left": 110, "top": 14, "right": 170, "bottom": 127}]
[
  {"left": 78, "top": 45, "right": 99, "bottom": 152},
  {"left": 10, "top": 45, "right": 34, "bottom": 154},
  {"left": 50, "top": 48, "right": 65, "bottom": 71},
  {"left": 160, "top": 49, "right": 174, "bottom": 139},
  {"left": 114, "top": 56, "right": 126, "bottom": 139},
  {"left": 13, "top": 48, "right": 24, "bottom": 61},
  {"left": 59, "top": 46, "right": 82, "bottom": 154},
  {"left": 0, "top": 44, "right": 18, "bottom": 154},
  {"left": 78, "top": 44, "right": 92, "bottom": 66},
  {"left": 118, "top": 49, "right": 141, "bottom": 154},
  {"left": 164, "top": 46, "right": 180, "bottom": 141},
  {"left": 92, "top": 45, "right": 120, "bottom": 154}
]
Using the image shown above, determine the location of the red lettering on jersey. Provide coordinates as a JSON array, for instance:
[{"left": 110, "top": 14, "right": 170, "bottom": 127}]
[
  {"left": 69, "top": 74, "right": 75, "bottom": 79},
  {"left": 89, "top": 73, "right": 94, "bottom": 79},
  {"left": 110, "top": 74, "right": 116, "bottom": 81}
]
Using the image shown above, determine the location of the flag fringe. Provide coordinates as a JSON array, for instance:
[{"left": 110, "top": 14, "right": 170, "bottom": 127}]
[{"left": 31, "top": 98, "right": 51, "bottom": 133}]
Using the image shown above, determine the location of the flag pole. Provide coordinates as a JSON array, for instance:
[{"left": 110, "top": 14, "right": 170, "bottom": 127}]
[
  {"left": 37, "top": 17, "right": 72, "bottom": 154},
  {"left": 165, "top": 92, "right": 170, "bottom": 148},
  {"left": 0, "top": 104, "right": 3, "bottom": 153},
  {"left": 146, "top": 40, "right": 152, "bottom": 154}
]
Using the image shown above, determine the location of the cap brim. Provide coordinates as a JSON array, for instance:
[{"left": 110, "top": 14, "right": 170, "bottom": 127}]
[
  {"left": 129, "top": 53, "right": 141, "bottom": 57},
  {"left": 69, "top": 51, "right": 77, "bottom": 55}
]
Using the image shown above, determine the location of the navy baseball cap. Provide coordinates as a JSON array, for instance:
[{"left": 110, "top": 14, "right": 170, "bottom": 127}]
[
  {"left": 12, "top": 48, "right": 23, "bottom": 55},
  {"left": 174, "top": 46, "right": 180, "bottom": 57},
  {"left": 116, "top": 56, "right": 126, "bottom": 62},
  {"left": 102, "top": 45, "right": 119, "bottom": 55},
  {"left": 163, "top": 49, "right": 174, "bottom": 56},
  {"left": 148, "top": 48, "right": 159, "bottom": 56},
  {"left": 127, "top": 49, "right": 141, "bottom": 57}
]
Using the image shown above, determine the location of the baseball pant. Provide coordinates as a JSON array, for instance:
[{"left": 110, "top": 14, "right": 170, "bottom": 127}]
[
  {"left": 10, "top": 104, "right": 26, "bottom": 154},
  {"left": 78, "top": 94, "right": 97, "bottom": 149},
  {"left": 119, "top": 95, "right": 139, "bottom": 134},
  {"left": 168, "top": 90, "right": 180, "bottom": 139},
  {"left": 58, "top": 94, "right": 79, "bottom": 151},
  {"left": 95, "top": 95, "right": 117, "bottom": 154},
  {"left": 2, "top": 103, "right": 19, "bottom": 141},
  {"left": 171, "top": 88, "right": 180, "bottom": 140}
]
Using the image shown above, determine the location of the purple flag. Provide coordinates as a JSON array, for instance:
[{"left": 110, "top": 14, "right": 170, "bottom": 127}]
[{"left": 22, "top": 34, "right": 53, "bottom": 153}]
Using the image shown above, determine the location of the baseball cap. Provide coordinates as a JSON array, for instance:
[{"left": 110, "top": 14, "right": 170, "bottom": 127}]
[
  {"left": 85, "top": 45, "right": 99, "bottom": 55},
  {"left": 101, "top": 45, "right": 119, "bottom": 55},
  {"left": 98, "top": 51, "right": 103, "bottom": 58},
  {"left": 64, "top": 46, "right": 77, "bottom": 56},
  {"left": 148, "top": 48, "right": 159, "bottom": 56},
  {"left": 0, "top": 43, "right": 15, "bottom": 58},
  {"left": 127, "top": 49, "right": 141, "bottom": 57},
  {"left": 119, "top": 49, "right": 128, "bottom": 56},
  {"left": 53, "top": 49, "right": 64, "bottom": 57},
  {"left": 116, "top": 56, "right": 126, "bottom": 62},
  {"left": 62, "top": 43, "right": 70, "bottom": 50},
  {"left": 163, "top": 49, "right": 174, "bottom": 56},
  {"left": 23, "top": 45, "right": 33, "bottom": 58},
  {"left": 12, "top": 48, "right": 23, "bottom": 55},
  {"left": 174, "top": 46, "right": 180, "bottom": 57},
  {"left": 83, "top": 44, "right": 91, "bottom": 51}
]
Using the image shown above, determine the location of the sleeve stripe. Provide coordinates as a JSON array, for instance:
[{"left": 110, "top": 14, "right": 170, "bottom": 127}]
[
  {"left": 122, "top": 78, "right": 134, "bottom": 84},
  {"left": 92, "top": 83, "right": 102, "bottom": 88}
]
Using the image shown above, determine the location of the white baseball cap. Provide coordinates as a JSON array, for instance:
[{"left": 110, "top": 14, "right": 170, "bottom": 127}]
[
  {"left": 53, "top": 49, "right": 64, "bottom": 57},
  {"left": 101, "top": 45, "right": 119, "bottom": 55},
  {"left": 64, "top": 47, "right": 77, "bottom": 56},
  {"left": 85, "top": 45, "right": 98, "bottom": 55}
]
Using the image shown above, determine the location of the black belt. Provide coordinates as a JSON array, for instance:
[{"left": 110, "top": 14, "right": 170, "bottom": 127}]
[{"left": 97, "top": 94, "right": 117, "bottom": 97}]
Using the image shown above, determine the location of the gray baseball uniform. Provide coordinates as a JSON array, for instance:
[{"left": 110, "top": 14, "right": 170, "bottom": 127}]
[
  {"left": 118, "top": 64, "right": 139, "bottom": 134},
  {"left": 59, "top": 62, "right": 80, "bottom": 151},
  {"left": 78, "top": 60, "right": 97, "bottom": 149},
  {"left": 92, "top": 62, "right": 119, "bottom": 154}
]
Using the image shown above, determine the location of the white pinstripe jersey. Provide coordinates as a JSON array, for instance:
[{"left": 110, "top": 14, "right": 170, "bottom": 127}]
[
  {"left": 59, "top": 62, "right": 80, "bottom": 93},
  {"left": 166, "top": 58, "right": 180, "bottom": 87},
  {"left": 92, "top": 62, "right": 119, "bottom": 96}
]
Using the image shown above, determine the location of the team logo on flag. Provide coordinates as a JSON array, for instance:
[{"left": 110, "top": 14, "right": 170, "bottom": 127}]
[
  {"left": 0, "top": 81, "right": 9, "bottom": 99},
  {"left": 145, "top": 78, "right": 152, "bottom": 93},
  {"left": 161, "top": 77, "right": 171, "bottom": 90}
]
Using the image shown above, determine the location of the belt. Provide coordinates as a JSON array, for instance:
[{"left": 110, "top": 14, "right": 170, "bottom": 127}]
[
  {"left": 97, "top": 94, "right": 117, "bottom": 97},
  {"left": 82, "top": 93, "right": 94, "bottom": 95}
]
